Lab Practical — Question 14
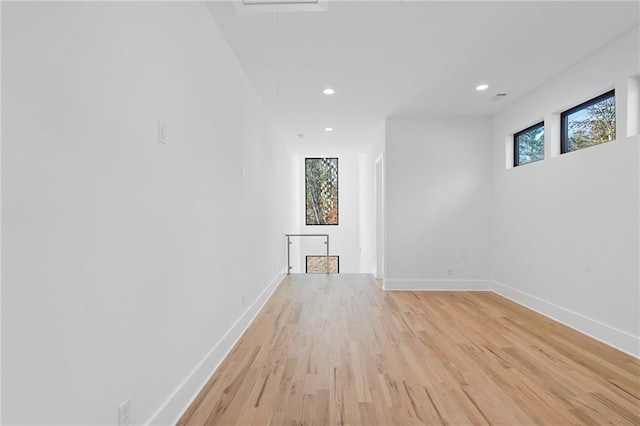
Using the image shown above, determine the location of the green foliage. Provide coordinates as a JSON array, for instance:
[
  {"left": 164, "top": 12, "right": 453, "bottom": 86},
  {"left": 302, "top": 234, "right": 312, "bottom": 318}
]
[
  {"left": 305, "top": 158, "right": 338, "bottom": 225},
  {"left": 517, "top": 126, "right": 544, "bottom": 165},
  {"left": 567, "top": 96, "right": 616, "bottom": 151}
]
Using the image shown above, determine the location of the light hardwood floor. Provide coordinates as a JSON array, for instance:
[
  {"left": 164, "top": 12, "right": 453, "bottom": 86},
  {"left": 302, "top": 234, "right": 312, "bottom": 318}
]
[{"left": 178, "top": 274, "right": 639, "bottom": 425}]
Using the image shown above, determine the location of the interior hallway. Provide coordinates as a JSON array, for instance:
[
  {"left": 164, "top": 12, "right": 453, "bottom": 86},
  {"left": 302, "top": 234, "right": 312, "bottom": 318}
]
[
  {"left": 178, "top": 274, "right": 640, "bottom": 425},
  {"left": 3, "top": 3, "right": 638, "bottom": 423}
]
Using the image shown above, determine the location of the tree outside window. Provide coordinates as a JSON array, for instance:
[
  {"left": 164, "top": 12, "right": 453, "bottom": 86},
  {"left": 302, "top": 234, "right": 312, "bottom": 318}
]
[
  {"left": 562, "top": 91, "right": 616, "bottom": 153},
  {"left": 514, "top": 122, "right": 544, "bottom": 166}
]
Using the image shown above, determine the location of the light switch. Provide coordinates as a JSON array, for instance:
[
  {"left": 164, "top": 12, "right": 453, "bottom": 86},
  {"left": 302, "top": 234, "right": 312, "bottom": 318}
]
[{"left": 158, "top": 120, "right": 167, "bottom": 145}]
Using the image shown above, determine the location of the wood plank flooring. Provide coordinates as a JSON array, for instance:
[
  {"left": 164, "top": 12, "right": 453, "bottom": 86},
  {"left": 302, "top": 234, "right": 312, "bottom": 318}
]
[{"left": 178, "top": 274, "right": 640, "bottom": 425}]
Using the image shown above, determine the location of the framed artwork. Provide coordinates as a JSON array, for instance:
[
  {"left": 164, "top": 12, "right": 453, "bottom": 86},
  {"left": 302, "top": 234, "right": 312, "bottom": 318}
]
[
  {"left": 306, "top": 255, "right": 340, "bottom": 274},
  {"left": 305, "top": 157, "right": 338, "bottom": 225}
]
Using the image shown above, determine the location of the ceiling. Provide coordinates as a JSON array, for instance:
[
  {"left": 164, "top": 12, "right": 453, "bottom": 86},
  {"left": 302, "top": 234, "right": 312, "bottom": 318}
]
[{"left": 206, "top": 1, "right": 640, "bottom": 154}]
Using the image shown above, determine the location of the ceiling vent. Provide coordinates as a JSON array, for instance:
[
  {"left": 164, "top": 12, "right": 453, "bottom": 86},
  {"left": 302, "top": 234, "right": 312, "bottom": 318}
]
[
  {"left": 242, "top": 0, "right": 318, "bottom": 4},
  {"left": 235, "top": 0, "right": 327, "bottom": 13},
  {"left": 490, "top": 93, "right": 508, "bottom": 102}
]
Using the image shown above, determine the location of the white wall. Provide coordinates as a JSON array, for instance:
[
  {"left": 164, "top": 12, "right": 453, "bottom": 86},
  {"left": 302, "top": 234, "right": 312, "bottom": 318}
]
[
  {"left": 383, "top": 28, "right": 639, "bottom": 356},
  {"left": 382, "top": 28, "right": 639, "bottom": 356},
  {"left": 290, "top": 153, "right": 362, "bottom": 273},
  {"left": 358, "top": 152, "right": 375, "bottom": 274},
  {"left": 2, "top": 2, "right": 288, "bottom": 424},
  {"left": 286, "top": 122, "right": 383, "bottom": 275},
  {"left": 0, "top": 2, "right": 4, "bottom": 422},
  {"left": 384, "top": 117, "right": 492, "bottom": 290},
  {"left": 362, "top": 122, "right": 386, "bottom": 277},
  {"left": 375, "top": 154, "right": 385, "bottom": 279},
  {"left": 491, "top": 27, "right": 640, "bottom": 356}
]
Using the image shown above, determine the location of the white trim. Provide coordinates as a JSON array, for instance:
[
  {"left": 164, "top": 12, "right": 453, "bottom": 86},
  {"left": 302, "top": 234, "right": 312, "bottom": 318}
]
[
  {"left": 382, "top": 277, "right": 639, "bottom": 359},
  {"left": 491, "top": 280, "right": 640, "bottom": 359},
  {"left": 145, "top": 272, "right": 286, "bottom": 426},
  {"left": 147, "top": 272, "right": 638, "bottom": 425},
  {"left": 374, "top": 153, "right": 385, "bottom": 280},
  {"left": 383, "top": 279, "right": 492, "bottom": 291}
]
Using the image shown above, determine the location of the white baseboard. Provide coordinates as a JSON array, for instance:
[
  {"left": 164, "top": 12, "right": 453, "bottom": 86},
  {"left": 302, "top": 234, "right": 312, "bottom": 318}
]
[
  {"left": 145, "top": 272, "right": 286, "bottom": 426},
  {"left": 147, "top": 272, "right": 638, "bottom": 425},
  {"left": 383, "top": 278, "right": 492, "bottom": 291},
  {"left": 491, "top": 280, "right": 640, "bottom": 358},
  {"left": 383, "top": 277, "right": 639, "bottom": 358}
]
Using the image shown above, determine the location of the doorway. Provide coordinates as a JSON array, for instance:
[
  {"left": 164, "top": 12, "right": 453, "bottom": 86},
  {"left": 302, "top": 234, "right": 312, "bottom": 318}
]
[{"left": 375, "top": 155, "right": 384, "bottom": 279}]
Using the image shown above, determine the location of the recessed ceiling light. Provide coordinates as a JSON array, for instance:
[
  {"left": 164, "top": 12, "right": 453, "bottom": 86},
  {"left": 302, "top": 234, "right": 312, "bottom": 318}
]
[
  {"left": 323, "top": 88, "right": 335, "bottom": 95},
  {"left": 476, "top": 84, "right": 489, "bottom": 91},
  {"left": 325, "top": 127, "right": 334, "bottom": 132}
]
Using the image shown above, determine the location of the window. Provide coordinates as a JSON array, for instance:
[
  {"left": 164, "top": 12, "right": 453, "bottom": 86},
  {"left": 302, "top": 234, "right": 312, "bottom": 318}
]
[
  {"left": 514, "top": 122, "right": 544, "bottom": 166},
  {"left": 306, "top": 255, "right": 339, "bottom": 273},
  {"left": 305, "top": 158, "right": 338, "bottom": 225},
  {"left": 561, "top": 90, "right": 616, "bottom": 153}
]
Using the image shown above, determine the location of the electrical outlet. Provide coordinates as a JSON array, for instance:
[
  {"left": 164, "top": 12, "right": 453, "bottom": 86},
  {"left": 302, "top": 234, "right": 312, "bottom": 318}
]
[
  {"left": 119, "top": 398, "right": 131, "bottom": 426},
  {"left": 447, "top": 268, "right": 453, "bottom": 276}
]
